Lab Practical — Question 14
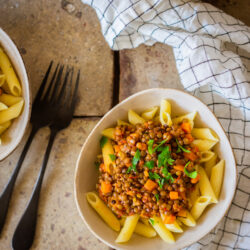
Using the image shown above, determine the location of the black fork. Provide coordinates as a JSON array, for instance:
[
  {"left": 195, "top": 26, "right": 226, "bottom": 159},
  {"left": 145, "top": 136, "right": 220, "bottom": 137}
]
[
  {"left": 12, "top": 67, "right": 80, "bottom": 250},
  {"left": 0, "top": 62, "right": 63, "bottom": 234}
]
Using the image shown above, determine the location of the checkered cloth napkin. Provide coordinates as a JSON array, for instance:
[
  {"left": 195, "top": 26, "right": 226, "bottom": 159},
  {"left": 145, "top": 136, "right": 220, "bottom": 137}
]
[{"left": 82, "top": 0, "right": 250, "bottom": 249}]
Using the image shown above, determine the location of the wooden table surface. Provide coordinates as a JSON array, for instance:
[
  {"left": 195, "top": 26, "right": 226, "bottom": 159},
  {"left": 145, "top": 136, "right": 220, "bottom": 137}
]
[{"left": 0, "top": 0, "right": 249, "bottom": 249}]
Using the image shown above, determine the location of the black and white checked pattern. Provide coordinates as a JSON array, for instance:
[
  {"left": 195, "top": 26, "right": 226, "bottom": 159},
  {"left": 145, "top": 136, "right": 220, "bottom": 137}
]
[{"left": 82, "top": 0, "right": 250, "bottom": 249}]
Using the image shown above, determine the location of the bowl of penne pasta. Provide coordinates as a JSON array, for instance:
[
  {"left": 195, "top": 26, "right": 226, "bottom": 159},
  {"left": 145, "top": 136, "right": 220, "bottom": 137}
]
[
  {"left": 74, "top": 88, "right": 236, "bottom": 250},
  {"left": 0, "top": 28, "right": 30, "bottom": 160}
]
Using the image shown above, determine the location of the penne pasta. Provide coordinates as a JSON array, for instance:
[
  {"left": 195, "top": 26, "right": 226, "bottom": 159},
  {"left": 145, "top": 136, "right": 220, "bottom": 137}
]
[
  {"left": 210, "top": 159, "right": 225, "bottom": 198},
  {"left": 159, "top": 99, "right": 172, "bottom": 126},
  {"left": 140, "top": 217, "right": 150, "bottom": 226},
  {"left": 0, "top": 102, "right": 8, "bottom": 111},
  {"left": 189, "top": 182, "right": 200, "bottom": 207},
  {"left": 198, "top": 166, "right": 218, "bottom": 203},
  {"left": 0, "top": 94, "right": 23, "bottom": 106},
  {"left": 191, "top": 128, "right": 219, "bottom": 142},
  {"left": 86, "top": 192, "right": 120, "bottom": 232},
  {"left": 102, "top": 138, "right": 115, "bottom": 174},
  {"left": 128, "top": 110, "right": 145, "bottom": 125},
  {"left": 117, "top": 120, "right": 131, "bottom": 126},
  {"left": 199, "top": 151, "right": 215, "bottom": 163},
  {"left": 172, "top": 111, "right": 197, "bottom": 129},
  {"left": 116, "top": 214, "right": 140, "bottom": 243},
  {"left": 101, "top": 128, "right": 115, "bottom": 140},
  {"left": 204, "top": 153, "right": 217, "bottom": 178},
  {"left": 0, "top": 99, "right": 24, "bottom": 124},
  {"left": 0, "top": 74, "right": 5, "bottom": 86},
  {"left": 0, "top": 120, "right": 11, "bottom": 135},
  {"left": 191, "top": 139, "right": 217, "bottom": 152},
  {"left": 178, "top": 211, "right": 196, "bottom": 227},
  {"left": 191, "top": 196, "right": 212, "bottom": 220},
  {"left": 150, "top": 216, "right": 175, "bottom": 243},
  {"left": 160, "top": 212, "right": 183, "bottom": 233},
  {"left": 0, "top": 48, "right": 22, "bottom": 96},
  {"left": 141, "top": 106, "right": 158, "bottom": 120},
  {"left": 120, "top": 218, "right": 156, "bottom": 238}
]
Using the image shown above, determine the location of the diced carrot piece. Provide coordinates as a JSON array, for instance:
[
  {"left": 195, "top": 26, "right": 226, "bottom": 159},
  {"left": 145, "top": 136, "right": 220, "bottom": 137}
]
[
  {"left": 174, "top": 165, "right": 184, "bottom": 172},
  {"left": 184, "top": 151, "right": 197, "bottom": 161},
  {"left": 191, "top": 174, "right": 200, "bottom": 184},
  {"left": 178, "top": 209, "right": 187, "bottom": 217},
  {"left": 114, "top": 145, "right": 120, "bottom": 152},
  {"left": 169, "top": 191, "right": 179, "bottom": 200},
  {"left": 100, "top": 181, "right": 112, "bottom": 194},
  {"left": 181, "top": 122, "right": 191, "bottom": 133},
  {"left": 185, "top": 133, "right": 194, "bottom": 142},
  {"left": 164, "top": 214, "right": 176, "bottom": 224},
  {"left": 144, "top": 179, "right": 158, "bottom": 191}
]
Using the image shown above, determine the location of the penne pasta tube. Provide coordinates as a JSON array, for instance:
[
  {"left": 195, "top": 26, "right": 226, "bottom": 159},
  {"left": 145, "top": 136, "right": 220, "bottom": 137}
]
[
  {"left": 117, "top": 120, "right": 131, "bottom": 126},
  {"left": 140, "top": 217, "right": 150, "bottom": 226},
  {"left": 0, "top": 48, "right": 22, "bottom": 96},
  {"left": 189, "top": 182, "right": 200, "bottom": 207},
  {"left": 191, "top": 196, "right": 212, "bottom": 220},
  {"left": 102, "top": 138, "right": 115, "bottom": 174},
  {"left": 178, "top": 211, "right": 196, "bottom": 227},
  {"left": 191, "top": 128, "right": 219, "bottom": 142},
  {"left": 204, "top": 153, "right": 217, "bottom": 178},
  {"left": 210, "top": 159, "right": 225, "bottom": 198},
  {"left": 199, "top": 151, "right": 215, "bottom": 163},
  {"left": 160, "top": 212, "right": 183, "bottom": 233},
  {"left": 0, "top": 94, "right": 23, "bottom": 106},
  {"left": 149, "top": 216, "right": 175, "bottom": 243},
  {"left": 0, "top": 101, "right": 8, "bottom": 111},
  {"left": 191, "top": 139, "right": 217, "bottom": 151},
  {"left": 116, "top": 214, "right": 140, "bottom": 243},
  {"left": 0, "top": 120, "right": 11, "bottom": 135},
  {"left": 172, "top": 111, "right": 197, "bottom": 129},
  {"left": 198, "top": 166, "right": 218, "bottom": 203},
  {"left": 0, "top": 99, "right": 24, "bottom": 124},
  {"left": 159, "top": 99, "right": 172, "bottom": 126},
  {"left": 101, "top": 128, "right": 115, "bottom": 140},
  {"left": 128, "top": 110, "right": 145, "bottom": 125},
  {"left": 86, "top": 192, "right": 120, "bottom": 232},
  {"left": 141, "top": 106, "right": 158, "bottom": 120},
  {"left": 0, "top": 74, "right": 5, "bottom": 86},
  {"left": 120, "top": 218, "right": 156, "bottom": 238}
]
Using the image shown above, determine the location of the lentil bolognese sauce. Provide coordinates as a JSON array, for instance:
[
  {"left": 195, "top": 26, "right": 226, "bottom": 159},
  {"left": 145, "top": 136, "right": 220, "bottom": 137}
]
[{"left": 96, "top": 119, "right": 200, "bottom": 223}]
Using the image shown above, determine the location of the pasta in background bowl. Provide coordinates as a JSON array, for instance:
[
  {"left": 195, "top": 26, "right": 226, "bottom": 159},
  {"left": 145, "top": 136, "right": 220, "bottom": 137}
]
[
  {"left": 0, "top": 28, "right": 30, "bottom": 160},
  {"left": 74, "top": 88, "right": 237, "bottom": 250}
]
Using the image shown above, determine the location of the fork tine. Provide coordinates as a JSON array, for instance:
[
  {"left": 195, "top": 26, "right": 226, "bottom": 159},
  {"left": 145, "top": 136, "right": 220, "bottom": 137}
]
[
  {"left": 70, "top": 69, "right": 80, "bottom": 112},
  {"left": 42, "top": 63, "right": 60, "bottom": 101},
  {"left": 33, "top": 61, "right": 53, "bottom": 105},
  {"left": 55, "top": 66, "right": 71, "bottom": 105}
]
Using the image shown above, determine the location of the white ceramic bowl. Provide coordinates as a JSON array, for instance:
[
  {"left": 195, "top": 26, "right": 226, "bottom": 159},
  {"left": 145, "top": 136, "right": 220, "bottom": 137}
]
[
  {"left": 0, "top": 28, "right": 31, "bottom": 160},
  {"left": 74, "top": 88, "right": 237, "bottom": 250}
]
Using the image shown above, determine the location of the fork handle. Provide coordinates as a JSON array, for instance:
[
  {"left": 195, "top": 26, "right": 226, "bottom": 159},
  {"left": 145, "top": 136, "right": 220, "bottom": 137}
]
[
  {"left": 0, "top": 126, "right": 39, "bottom": 235},
  {"left": 12, "top": 129, "right": 57, "bottom": 250}
]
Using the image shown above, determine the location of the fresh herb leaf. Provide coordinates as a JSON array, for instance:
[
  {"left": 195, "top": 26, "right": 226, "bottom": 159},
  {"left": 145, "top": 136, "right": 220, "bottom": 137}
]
[
  {"left": 100, "top": 136, "right": 108, "bottom": 148},
  {"left": 126, "top": 166, "right": 132, "bottom": 174},
  {"left": 158, "top": 146, "right": 174, "bottom": 167},
  {"left": 149, "top": 172, "right": 161, "bottom": 180},
  {"left": 109, "top": 154, "right": 116, "bottom": 161},
  {"left": 148, "top": 139, "right": 154, "bottom": 155},
  {"left": 144, "top": 160, "right": 155, "bottom": 169},
  {"left": 149, "top": 218, "right": 155, "bottom": 225},
  {"left": 158, "top": 178, "right": 165, "bottom": 189},
  {"left": 127, "top": 149, "right": 141, "bottom": 173},
  {"left": 184, "top": 161, "right": 198, "bottom": 178},
  {"left": 155, "top": 193, "right": 159, "bottom": 202},
  {"left": 176, "top": 139, "right": 191, "bottom": 153},
  {"left": 94, "top": 161, "right": 100, "bottom": 170},
  {"left": 148, "top": 139, "right": 167, "bottom": 155},
  {"left": 162, "top": 166, "right": 175, "bottom": 183}
]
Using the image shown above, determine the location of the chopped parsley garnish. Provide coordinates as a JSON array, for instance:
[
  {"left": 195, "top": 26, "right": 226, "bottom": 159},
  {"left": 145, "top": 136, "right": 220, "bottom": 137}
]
[
  {"left": 100, "top": 136, "right": 108, "bottom": 148},
  {"left": 94, "top": 161, "right": 100, "bottom": 170},
  {"left": 127, "top": 149, "right": 140, "bottom": 173},
  {"left": 176, "top": 139, "right": 191, "bottom": 153},
  {"left": 148, "top": 139, "right": 167, "bottom": 155},
  {"left": 162, "top": 166, "right": 175, "bottom": 183},
  {"left": 144, "top": 160, "right": 154, "bottom": 169},
  {"left": 109, "top": 154, "right": 116, "bottom": 161},
  {"left": 158, "top": 178, "right": 165, "bottom": 189},
  {"left": 149, "top": 172, "right": 161, "bottom": 180},
  {"left": 155, "top": 193, "right": 159, "bottom": 202},
  {"left": 149, "top": 218, "right": 155, "bottom": 225},
  {"left": 184, "top": 161, "right": 198, "bottom": 178},
  {"left": 158, "top": 146, "right": 174, "bottom": 167}
]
